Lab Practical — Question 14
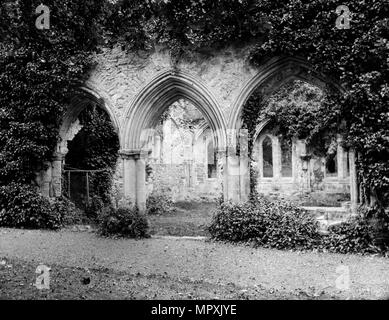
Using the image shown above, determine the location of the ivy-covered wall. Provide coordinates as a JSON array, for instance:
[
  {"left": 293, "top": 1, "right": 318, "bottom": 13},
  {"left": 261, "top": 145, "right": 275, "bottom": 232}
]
[{"left": 1, "top": 0, "right": 387, "bottom": 211}]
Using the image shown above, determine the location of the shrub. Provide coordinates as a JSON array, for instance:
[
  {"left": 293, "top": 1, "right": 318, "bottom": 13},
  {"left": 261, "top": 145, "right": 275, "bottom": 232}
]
[
  {"left": 50, "top": 197, "right": 85, "bottom": 226},
  {"left": 98, "top": 205, "right": 150, "bottom": 238},
  {"left": 209, "top": 197, "right": 389, "bottom": 255},
  {"left": 209, "top": 196, "right": 321, "bottom": 250},
  {"left": 0, "top": 183, "right": 63, "bottom": 230},
  {"left": 322, "top": 209, "right": 389, "bottom": 254},
  {"left": 85, "top": 195, "right": 105, "bottom": 221},
  {"left": 146, "top": 189, "right": 174, "bottom": 216}
]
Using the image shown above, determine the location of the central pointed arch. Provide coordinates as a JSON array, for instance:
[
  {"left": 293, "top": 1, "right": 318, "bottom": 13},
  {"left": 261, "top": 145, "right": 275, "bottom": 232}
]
[{"left": 122, "top": 70, "right": 227, "bottom": 152}]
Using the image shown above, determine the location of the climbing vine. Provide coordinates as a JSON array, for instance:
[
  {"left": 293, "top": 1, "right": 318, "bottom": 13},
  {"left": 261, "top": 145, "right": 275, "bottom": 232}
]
[
  {"left": 0, "top": 0, "right": 106, "bottom": 186},
  {"left": 0, "top": 0, "right": 387, "bottom": 210},
  {"left": 65, "top": 104, "right": 120, "bottom": 204}
]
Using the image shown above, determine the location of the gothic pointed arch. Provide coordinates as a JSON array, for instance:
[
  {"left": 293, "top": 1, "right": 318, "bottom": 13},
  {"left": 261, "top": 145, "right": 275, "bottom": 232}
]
[{"left": 122, "top": 70, "right": 227, "bottom": 153}]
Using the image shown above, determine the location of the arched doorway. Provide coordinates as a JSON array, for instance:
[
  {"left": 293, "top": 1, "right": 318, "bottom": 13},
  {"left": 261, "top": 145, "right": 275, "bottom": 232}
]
[
  {"left": 228, "top": 57, "right": 359, "bottom": 212},
  {"left": 121, "top": 70, "right": 227, "bottom": 212},
  {"left": 39, "top": 87, "right": 120, "bottom": 200}
]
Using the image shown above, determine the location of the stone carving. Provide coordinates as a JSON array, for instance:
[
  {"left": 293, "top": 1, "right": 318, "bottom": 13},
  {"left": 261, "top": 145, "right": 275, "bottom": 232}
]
[{"left": 57, "top": 119, "right": 83, "bottom": 156}]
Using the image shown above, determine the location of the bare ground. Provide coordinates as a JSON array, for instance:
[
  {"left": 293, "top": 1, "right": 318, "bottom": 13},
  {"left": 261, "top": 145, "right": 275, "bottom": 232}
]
[
  {"left": 148, "top": 202, "right": 216, "bottom": 237},
  {"left": 1, "top": 227, "right": 389, "bottom": 300}
]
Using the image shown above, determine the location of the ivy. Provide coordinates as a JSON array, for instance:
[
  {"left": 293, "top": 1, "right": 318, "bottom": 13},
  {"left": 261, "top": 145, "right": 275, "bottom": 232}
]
[
  {"left": 0, "top": 0, "right": 387, "bottom": 210},
  {"left": 65, "top": 105, "right": 120, "bottom": 204},
  {"left": 0, "top": 0, "right": 106, "bottom": 186}
]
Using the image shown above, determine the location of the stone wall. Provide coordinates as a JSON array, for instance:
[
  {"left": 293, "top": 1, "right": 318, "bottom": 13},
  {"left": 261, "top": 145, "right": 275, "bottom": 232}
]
[
  {"left": 147, "top": 163, "right": 220, "bottom": 201},
  {"left": 48, "top": 46, "right": 358, "bottom": 211},
  {"left": 253, "top": 129, "right": 351, "bottom": 206},
  {"left": 85, "top": 45, "right": 258, "bottom": 137}
]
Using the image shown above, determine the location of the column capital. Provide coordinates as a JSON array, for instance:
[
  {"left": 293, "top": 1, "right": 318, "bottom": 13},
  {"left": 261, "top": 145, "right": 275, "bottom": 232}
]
[
  {"left": 119, "top": 149, "right": 149, "bottom": 160},
  {"left": 119, "top": 149, "right": 140, "bottom": 159},
  {"left": 52, "top": 152, "right": 66, "bottom": 161}
]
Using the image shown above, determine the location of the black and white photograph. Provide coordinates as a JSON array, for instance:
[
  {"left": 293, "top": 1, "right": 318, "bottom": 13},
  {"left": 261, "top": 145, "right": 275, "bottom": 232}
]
[{"left": 0, "top": 0, "right": 388, "bottom": 308}]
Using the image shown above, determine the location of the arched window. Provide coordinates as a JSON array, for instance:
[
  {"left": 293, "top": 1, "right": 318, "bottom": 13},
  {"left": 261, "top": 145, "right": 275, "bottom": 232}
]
[
  {"left": 262, "top": 136, "right": 273, "bottom": 177},
  {"left": 326, "top": 152, "right": 338, "bottom": 177},
  {"left": 280, "top": 138, "right": 293, "bottom": 177},
  {"left": 207, "top": 139, "right": 216, "bottom": 178}
]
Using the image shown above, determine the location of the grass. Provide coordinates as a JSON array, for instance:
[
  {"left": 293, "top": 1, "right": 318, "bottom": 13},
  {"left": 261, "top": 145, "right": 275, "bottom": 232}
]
[{"left": 148, "top": 201, "right": 217, "bottom": 237}]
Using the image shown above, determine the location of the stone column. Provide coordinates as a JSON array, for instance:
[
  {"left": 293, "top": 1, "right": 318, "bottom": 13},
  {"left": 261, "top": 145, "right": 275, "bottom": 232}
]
[
  {"left": 39, "top": 161, "right": 53, "bottom": 198},
  {"left": 337, "top": 135, "right": 348, "bottom": 179},
  {"left": 154, "top": 135, "right": 161, "bottom": 163},
  {"left": 119, "top": 150, "right": 137, "bottom": 205},
  {"left": 239, "top": 130, "right": 250, "bottom": 202},
  {"left": 135, "top": 152, "right": 147, "bottom": 213},
  {"left": 215, "top": 149, "right": 227, "bottom": 200},
  {"left": 273, "top": 136, "right": 281, "bottom": 180},
  {"left": 226, "top": 146, "right": 240, "bottom": 202},
  {"left": 119, "top": 150, "right": 148, "bottom": 212},
  {"left": 52, "top": 152, "right": 66, "bottom": 197},
  {"left": 349, "top": 149, "right": 359, "bottom": 213},
  {"left": 297, "top": 140, "right": 311, "bottom": 193}
]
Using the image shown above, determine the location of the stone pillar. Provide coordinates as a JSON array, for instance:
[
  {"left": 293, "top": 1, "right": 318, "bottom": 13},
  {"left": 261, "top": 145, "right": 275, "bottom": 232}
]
[
  {"left": 239, "top": 130, "right": 250, "bottom": 202},
  {"left": 135, "top": 152, "right": 147, "bottom": 213},
  {"left": 119, "top": 150, "right": 148, "bottom": 213},
  {"left": 297, "top": 140, "right": 311, "bottom": 192},
  {"left": 154, "top": 135, "right": 161, "bottom": 163},
  {"left": 187, "top": 160, "right": 195, "bottom": 188},
  {"left": 226, "top": 146, "right": 240, "bottom": 202},
  {"left": 273, "top": 136, "right": 281, "bottom": 180},
  {"left": 349, "top": 149, "right": 359, "bottom": 213},
  {"left": 120, "top": 151, "right": 137, "bottom": 205},
  {"left": 215, "top": 149, "right": 227, "bottom": 200},
  {"left": 52, "top": 152, "right": 66, "bottom": 197},
  {"left": 292, "top": 139, "right": 299, "bottom": 183},
  {"left": 39, "top": 161, "right": 53, "bottom": 198},
  {"left": 337, "top": 135, "right": 348, "bottom": 179}
]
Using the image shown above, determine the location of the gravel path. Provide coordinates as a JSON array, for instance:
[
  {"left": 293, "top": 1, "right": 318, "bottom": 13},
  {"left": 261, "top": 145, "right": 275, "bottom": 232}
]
[{"left": 1, "top": 228, "right": 389, "bottom": 299}]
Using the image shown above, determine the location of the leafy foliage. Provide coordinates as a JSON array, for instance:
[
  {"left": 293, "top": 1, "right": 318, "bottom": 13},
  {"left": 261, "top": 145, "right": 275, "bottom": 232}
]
[
  {"left": 98, "top": 205, "right": 150, "bottom": 238},
  {"left": 0, "top": 183, "right": 63, "bottom": 229},
  {"left": 85, "top": 195, "right": 106, "bottom": 220},
  {"left": 242, "top": 0, "right": 389, "bottom": 207},
  {"left": 146, "top": 188, "right": 175, "bottom": 216},
  {"left": 0, "top": 0, "right": 387, "bottom": 225},
  {"left": 50, "top": 196, "right": 86, "bottom": 226},
  {"left": 65, "top": 104, "right": 120, "bottom": 204},
  {"left": 0, "top": 0, "right": 107, "bottom": 186},
  {"left": 321, "top": 215, "right": 386, "bottom": 254},
  {"left": 209, "top": 197, "right": 388, "bottom": 254},
  {"left": 209, "top": 196, "right": 321, "bottom": 250}
]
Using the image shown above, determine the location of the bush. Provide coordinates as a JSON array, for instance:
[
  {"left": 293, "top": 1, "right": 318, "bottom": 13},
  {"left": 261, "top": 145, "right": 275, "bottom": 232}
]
[
  {"left": 0, "top": 183, "right": 63, "bottom": 230},
  {"left": 50, "top": 197, "right": 85, "bottom": 226},
  {"left": 209, "top": 196, "right": 321, "bottom": 250},
  {"left": 322, "top": 212, "right": 389, "bottom": 254},
  {"left": 146, "top": 189, "right": 174, "bottom": 215},
  {"left": 85, "top": 195, "right": 105, "bottom": 221},
  {"left": 209, "top": 197, "right": 389, "bottom": 255},
  {"left": 98, "top": 205, "right": 150, "bottom": 238}
]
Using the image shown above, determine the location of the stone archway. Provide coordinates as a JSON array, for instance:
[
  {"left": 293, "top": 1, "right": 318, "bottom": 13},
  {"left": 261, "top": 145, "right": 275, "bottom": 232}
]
[
  {"left": 120, "top": 70, "right": 228, "bottom": 211},
  {"left": 228, "top": 56, "right": 344, "bottom": 133},
  {"left": 39, "top": 86, "right": 120, "bottom": 198},
  {"left": 228, "top": 57, "right": 358, "bottom": 211}
]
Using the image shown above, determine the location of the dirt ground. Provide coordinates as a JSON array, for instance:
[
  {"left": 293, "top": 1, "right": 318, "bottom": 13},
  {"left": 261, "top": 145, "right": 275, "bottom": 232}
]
[
  {"left": 1, "top": 227, "right": 389, "bottom": 300},
  {"left": 148, "top": 202, "right": 216, "bottom": 237},
  {"left": 0, "top": 257, "right": 321, "bottom": 300}
]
